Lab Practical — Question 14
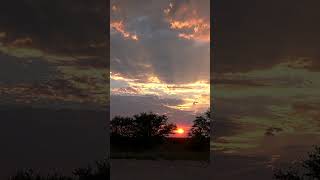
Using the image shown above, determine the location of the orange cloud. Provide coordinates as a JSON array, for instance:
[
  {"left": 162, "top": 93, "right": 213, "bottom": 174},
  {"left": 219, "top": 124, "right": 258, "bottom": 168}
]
[
  {"left": 110, "top": 20, "right": 139, "bottom": 41},
  {"left": 10, "top": 37, "right": 33, "bottom": 47},
  {"left": 164, "top": 2, "right": 210, "bottom": 42}
]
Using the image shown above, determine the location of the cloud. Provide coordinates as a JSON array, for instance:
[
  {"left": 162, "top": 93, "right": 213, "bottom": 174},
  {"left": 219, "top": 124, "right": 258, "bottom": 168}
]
[
  {"left": 0, "top": 0, "right": 107, "bottom": 56},
  {"left": 0, "top": 53, "right": 56, "bottom": 84},
  {"left": 110, "top": 72, "right": 209, "bottom": 113},
  {"left": 0, "top": 1, "right": 108, "bottom": 108},
  {"left": 110, "top": 95, "right": 196, "bottom": 126},
  {"left": 213, "top": 0, "right": 320, "bottom": 73},
  {"left": 164, "top": 0, "right": 210, "bottom": 42},
  {"left": 0, "top": 42, "right": 108, "bottom": 108},
  {"left": 212, "top": 57, "right": 320, "bottom": 153},
  {"left": 214, "top": 95, "right": 320, "bottom": 153},
  {"left": 110, "top": 0, "right": 210, "bottom": 84},
  {"left": 110, "top": 20, "right": 139, "bottom": 41},
  {"left": 212, "top": 0, "right": 320, "bottom": 156}
]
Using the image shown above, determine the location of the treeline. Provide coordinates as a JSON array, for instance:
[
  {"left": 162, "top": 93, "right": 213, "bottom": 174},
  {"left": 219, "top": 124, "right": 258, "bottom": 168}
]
[{"left": 110, "top": 110, "right": 211, "bottom": 151}]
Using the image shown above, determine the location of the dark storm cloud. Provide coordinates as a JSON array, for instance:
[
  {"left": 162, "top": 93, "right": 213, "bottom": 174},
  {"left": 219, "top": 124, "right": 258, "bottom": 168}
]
[
  {"left": 0, "top": 0, "right": 107, "bottom": 56},
  {"left": 111, "top": 0, "right": 170, "bottom": 19},
  {"left": 212, "top": 77, "right": 266, "bottom": 87},
  {"left": 61, "top": 57, "right": 108, "bottom": 68},
  {"left": 213, "top": 0, "right": 320, "bottom": 73},
  {"left": 110, "top": 0, "right": 210, "bottom": 84},
  {"left": 214, "top": 97, "right": 287, "bottom": 118},
  {"left": 0, "top": 54, "right": 55, "bottom": 84},
  {"left": 213, "top": 116, "right": 244, "bottom": 139},
  {"left": 0, "top": 78, "right": 95, "bottom": 107},
  {"left": 0, "top": 1, "right": 108, "bottom": 108}
]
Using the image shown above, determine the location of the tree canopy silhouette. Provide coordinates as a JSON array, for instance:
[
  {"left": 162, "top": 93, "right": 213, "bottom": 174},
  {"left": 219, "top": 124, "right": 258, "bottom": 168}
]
[
  {"left": 110, "top": 112, "right": 177, "bottom": 147},
  {"left": 274, "top": 146, "right": 320, "bottom": 180},
  {"left": 188, "top": 109, "right": 211, "bottom": 139},
  {"left": 187, "top": 109, "right": 211, "bottom": 151},
  {"left": 110, "top": 116, "right": 135, "bottom": 138},
  {"left": 133, "top": 112, "right": 177, "bottom": 139}
]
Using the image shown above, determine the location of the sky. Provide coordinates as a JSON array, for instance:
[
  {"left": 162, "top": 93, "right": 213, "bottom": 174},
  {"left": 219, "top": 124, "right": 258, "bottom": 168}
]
[
  {"left": 213, "top": 0, "right": 320, "bottom": 163},
  {"left": 0, "top": 0, "right": 108, "bottom": 110},
  {"left": 110, "top": 0, "right": 210, "bottom": 132}
]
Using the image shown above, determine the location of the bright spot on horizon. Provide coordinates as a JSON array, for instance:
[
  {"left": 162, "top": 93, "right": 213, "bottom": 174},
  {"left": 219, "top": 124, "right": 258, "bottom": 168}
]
[{"left": 175, "top": 128, "right": 185, "bottom": 134}]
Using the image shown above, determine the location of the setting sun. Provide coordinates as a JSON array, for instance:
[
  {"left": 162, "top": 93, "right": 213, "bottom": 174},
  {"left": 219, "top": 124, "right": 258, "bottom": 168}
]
[{"left": 175, "top": 128, "right": 185, "bottom": 134}]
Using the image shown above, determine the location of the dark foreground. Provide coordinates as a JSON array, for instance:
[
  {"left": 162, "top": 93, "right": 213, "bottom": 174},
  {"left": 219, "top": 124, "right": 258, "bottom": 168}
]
[
  {"left": 0, "top": 106, "right": 108, "bottom": 179},
  {"left": 111, "top": 137, "right": 210, "bottom": 161},
  {"left": 110, "top": 152, "right": 274, "bottom": 180}
]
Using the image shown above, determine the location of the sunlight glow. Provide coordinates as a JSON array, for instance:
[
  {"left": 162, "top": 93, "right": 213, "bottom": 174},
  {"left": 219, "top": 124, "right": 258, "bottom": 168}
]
[
  {"left": 175, "top": 128, "right": 185, "bottom": 134},
  {"left": 110, "top": 73, "right": 209, "bottom": 113}
]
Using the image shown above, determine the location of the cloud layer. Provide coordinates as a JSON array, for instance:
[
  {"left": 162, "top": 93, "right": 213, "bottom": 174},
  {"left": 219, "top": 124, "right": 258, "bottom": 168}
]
[
  {"left": 110, "top": 0, "right": 210, "bottom": 127},
  {"left": 111, "top": 0, "right": 210, "bottom": 84},
  {"left": 0, "top": 0, "right": 108, "bottom": 109}
]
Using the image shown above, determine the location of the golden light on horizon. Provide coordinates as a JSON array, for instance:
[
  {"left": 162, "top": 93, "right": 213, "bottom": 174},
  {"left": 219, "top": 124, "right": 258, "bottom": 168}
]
[
  {"left": 110, "top": 73, "right": 209, "bottom": 113},
  {"left": 175, "top": 128, "right": 185, "bottom": 134}
]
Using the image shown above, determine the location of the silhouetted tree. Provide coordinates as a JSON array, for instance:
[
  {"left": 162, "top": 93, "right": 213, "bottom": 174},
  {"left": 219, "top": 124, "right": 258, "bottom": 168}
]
[
  {"left": 110, "top": 116, "right": 135, "bottom": 138},
  {"left": 188, "top": 109, "right": 211, "bottom": 151},
  {"left": 133, "top": 112, "right": 176, "bottom": 140},
  {"left": 188, "top": 109, "right": 210, "bottom": 139},
  {"left": 110, "top": 112, "right": 177, "bottom": 147},
  {"left": 274, "top": 146, "right": 320, "bottom": 180}
]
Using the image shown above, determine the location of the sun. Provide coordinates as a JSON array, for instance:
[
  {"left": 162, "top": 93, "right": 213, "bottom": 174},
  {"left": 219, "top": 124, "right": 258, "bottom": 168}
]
[{"left": 175, "top": 128, "right": 185, "bottom": 134}]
